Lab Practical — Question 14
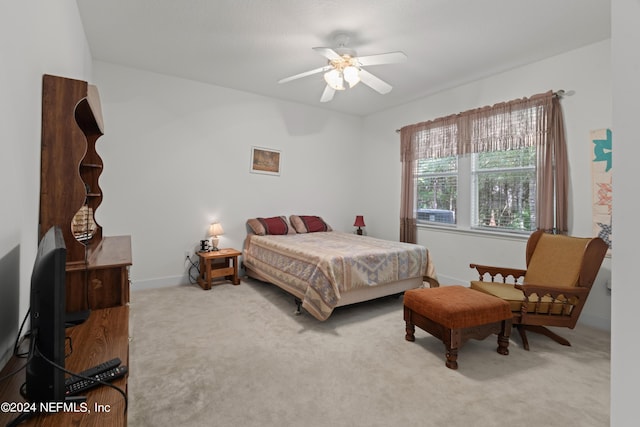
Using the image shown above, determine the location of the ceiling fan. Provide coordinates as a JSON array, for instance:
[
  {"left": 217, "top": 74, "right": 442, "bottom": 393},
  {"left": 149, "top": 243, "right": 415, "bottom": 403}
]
[{"left": 278, "top": 34, "right": 407, "bottom": 103}]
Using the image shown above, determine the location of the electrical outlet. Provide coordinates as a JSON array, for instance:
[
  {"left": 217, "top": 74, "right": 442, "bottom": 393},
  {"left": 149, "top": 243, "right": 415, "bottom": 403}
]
[{"left": 184, "top": 250, "right": 191, "bottom": 260}]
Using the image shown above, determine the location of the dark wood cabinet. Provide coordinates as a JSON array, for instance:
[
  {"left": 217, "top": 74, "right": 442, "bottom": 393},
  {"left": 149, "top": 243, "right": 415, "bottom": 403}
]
[
  {"left": 66, "top": 236, "right": 132, "bottom": 311},
  {"left": 39, "top": 74, "right": 132, "bottom": 313}
]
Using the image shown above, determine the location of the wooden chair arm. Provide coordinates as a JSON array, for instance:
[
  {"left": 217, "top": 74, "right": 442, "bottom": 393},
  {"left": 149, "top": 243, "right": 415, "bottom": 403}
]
[{"left": 469, "top": 263, "right": 527, "bottom": 283}]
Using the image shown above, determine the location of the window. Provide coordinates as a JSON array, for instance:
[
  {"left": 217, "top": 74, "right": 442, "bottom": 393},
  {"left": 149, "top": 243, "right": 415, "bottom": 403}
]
[
  {"left": 401, "top": 91, "right": 566, "bottom": 243},
  {"left": 415, "top": 147, "right": 536, "bottom": 233}
]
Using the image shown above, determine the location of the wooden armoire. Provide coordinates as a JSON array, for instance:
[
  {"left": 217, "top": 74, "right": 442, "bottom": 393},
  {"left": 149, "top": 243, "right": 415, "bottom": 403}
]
[{"left": 39, "top": 74, "right": 132, "bottom": 313}]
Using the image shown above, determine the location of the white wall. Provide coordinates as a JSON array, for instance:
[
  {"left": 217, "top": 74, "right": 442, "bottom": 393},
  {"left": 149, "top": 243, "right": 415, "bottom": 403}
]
[
  {"left": 91, "top": 62, "right": 364, "bottom": 289},
  {"left": 0, "top": 0, "right": 92, "bottom": 366},
  {"left": 361, "top": 40, "right": 612, "bottom": 330},
  {"left": 611, "top": 0, "right": 639, "bottom": 424}
]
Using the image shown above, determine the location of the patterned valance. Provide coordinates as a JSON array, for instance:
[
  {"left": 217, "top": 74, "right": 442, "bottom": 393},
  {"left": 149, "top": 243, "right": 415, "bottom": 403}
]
[{"left": 400, "top": 91, "right": 553, "bottom": 161}]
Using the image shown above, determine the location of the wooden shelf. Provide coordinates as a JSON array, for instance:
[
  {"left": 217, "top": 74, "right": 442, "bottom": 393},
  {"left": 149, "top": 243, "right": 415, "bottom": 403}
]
[
  {"left": 39, "top": 74, "right": 132, "bottom": 313},
  {"left": 40, "top": 74, "right": 104, "bottom": 263},
  {"left": 0, "top": 306, "right": 129, "bottom": 427}
]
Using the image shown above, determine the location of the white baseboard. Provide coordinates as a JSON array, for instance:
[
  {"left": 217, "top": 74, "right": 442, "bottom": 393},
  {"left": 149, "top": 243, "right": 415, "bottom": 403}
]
[
  {"left": 131, "top": 275, "right": 191, "bottom": 290},
  {"left": 578, "top": 314, "right": 611, "bottom": 332},
  {"left": 433, "top": 274, "right": 467, "bottom": 286}
]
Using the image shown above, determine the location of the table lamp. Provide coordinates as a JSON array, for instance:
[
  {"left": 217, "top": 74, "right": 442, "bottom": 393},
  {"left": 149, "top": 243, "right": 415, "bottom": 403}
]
[
  {"left": 353, "top": 215, "right": 365, "bottom": 235},
  {"left": 209, "top": 222, "right": 224, "bottom": 251}
]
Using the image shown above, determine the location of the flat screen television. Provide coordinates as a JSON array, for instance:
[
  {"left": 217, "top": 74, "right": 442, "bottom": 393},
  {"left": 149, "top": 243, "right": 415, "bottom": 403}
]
[{"left": 25, "top": 226, "right": 66, "bottom": 402}]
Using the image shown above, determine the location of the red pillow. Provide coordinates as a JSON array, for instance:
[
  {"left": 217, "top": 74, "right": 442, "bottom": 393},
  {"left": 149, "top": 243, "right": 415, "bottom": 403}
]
[
  {"left": 258, "top": 216, "right": 290, "bottom": 235},
  {"left": 300, "top": 215, "right": 329, "bottom": 233}
]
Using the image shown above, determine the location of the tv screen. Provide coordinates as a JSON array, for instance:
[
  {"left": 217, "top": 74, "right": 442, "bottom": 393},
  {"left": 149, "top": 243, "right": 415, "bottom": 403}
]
[{"left": 25, "top": 226, "right": 66, "bottom": 402}]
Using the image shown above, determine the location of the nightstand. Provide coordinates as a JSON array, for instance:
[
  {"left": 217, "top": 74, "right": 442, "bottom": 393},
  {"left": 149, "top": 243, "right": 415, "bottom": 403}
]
[{"left": 196, "top": 248, "right": 241, "bottom": 290}]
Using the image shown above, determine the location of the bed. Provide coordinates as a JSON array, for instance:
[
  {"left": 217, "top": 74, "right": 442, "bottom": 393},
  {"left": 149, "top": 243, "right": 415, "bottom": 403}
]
[{"left": 242, "top": 215, "right": 438, "bottom": 320}]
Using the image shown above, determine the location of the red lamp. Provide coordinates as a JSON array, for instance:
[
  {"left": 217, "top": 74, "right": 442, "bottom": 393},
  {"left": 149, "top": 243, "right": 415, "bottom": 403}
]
[{"left": 353, "top": 215, "right": 366, "bottom": 235}]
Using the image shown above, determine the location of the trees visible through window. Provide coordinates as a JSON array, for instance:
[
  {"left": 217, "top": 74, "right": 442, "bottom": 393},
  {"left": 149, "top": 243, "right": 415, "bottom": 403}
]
[
  {"left": 472, "top": 147, "right": 536, "bottom": 232},
  {"left": 416, "top": 156, "right": 457, "bottom": 225}
]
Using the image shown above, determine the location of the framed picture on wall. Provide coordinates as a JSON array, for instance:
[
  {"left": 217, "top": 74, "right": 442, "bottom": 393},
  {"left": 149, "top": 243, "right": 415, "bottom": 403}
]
[{"left": 250, "top": 146, "right": 281, "bottom": 176}]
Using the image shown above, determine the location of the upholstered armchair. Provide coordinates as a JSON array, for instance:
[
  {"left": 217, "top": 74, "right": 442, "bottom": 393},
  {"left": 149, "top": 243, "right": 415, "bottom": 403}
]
[{"left": 469, "top": 230, "right": 608, "bottom": 350}]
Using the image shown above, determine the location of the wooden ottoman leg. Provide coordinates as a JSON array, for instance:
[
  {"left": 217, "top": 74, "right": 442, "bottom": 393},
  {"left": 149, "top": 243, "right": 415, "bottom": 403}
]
[
  {"left": 444, "top": 328, "right": 461, "bottom": 370},
  {"left": 496, "top": 319, "right": 512, "bottom": 356},
  {"left": 404, "top": 307, "right": 416, "bottom": 342},
  {"left": 445, "top": 347, "right": 459, "bottom": 370}
]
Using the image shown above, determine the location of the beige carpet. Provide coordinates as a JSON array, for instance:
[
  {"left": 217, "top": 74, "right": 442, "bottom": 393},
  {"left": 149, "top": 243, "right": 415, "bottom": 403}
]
[{"left": 127, "top": 279, "right": 610, "bottom": 427}]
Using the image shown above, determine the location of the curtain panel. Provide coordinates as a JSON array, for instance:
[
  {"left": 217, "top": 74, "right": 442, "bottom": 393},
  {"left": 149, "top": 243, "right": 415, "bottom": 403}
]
[{"left": 399, "top": 90, "right": 567, "bottom": 242}]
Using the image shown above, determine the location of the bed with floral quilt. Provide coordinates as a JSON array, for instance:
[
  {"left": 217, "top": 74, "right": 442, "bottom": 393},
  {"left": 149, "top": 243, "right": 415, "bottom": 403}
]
[{"left": 243, "top": 215, "right": 438, "bottom": 320}]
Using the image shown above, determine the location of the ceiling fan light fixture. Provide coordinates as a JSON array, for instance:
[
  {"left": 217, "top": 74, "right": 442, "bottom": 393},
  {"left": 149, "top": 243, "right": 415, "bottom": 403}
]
[
  {"left": 279, "top": 40, "right": 406, "bottom": 102},
  {"left": 324, "top": 68, "right": 345, "bottom": 91},
  {"left": 343, "top": 65, "right": 360, "bottom": 88}
]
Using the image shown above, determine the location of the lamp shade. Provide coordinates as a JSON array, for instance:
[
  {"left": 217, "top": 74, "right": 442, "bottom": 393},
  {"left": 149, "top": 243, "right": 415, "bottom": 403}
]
[
  {"left": 209, "top": 222, "right": 224, "bottom": 237},
  {"left": 353, "top": 216, "right": 365, "bottom": 227},
  {"left": 343, "top": 66, "right": 360, "bottom": 88},
  {"left": 324, "top": 69, "right": 345, "bottom": 91}
]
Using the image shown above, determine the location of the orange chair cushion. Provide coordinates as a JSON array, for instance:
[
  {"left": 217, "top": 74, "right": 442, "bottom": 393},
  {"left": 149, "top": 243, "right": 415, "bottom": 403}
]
[
  {"left": 470, "top": 281, "right": 524, "bottom": 312},
  {"left": 404, "top": 286, "right": 511, "bottom": 329},
  {"left": 524, "top": 233, "right": 591, "bottom": 287}
]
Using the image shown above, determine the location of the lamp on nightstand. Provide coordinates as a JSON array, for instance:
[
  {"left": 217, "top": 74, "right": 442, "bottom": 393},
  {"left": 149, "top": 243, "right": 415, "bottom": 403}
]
[
  {"left": 353, "top": 215, "right": 366, "bottom": 235},
  {"left": 209, "top": 222, "right": 224, "bottom": 251}
]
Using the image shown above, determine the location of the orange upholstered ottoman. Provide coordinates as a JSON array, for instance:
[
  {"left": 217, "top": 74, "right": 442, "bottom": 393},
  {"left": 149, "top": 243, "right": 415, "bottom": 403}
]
[{"left": 404, "top": 285, "right": 512, "bottom": 369}]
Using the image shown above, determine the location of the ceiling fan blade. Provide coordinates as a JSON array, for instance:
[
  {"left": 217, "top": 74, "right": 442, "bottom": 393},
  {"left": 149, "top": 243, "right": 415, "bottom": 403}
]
[
  {"left": 356, "top": 51, "right": 407, "bottom": 66},
  {"left": 312, "top": 47, "right": 342, "bottom": 61},
  {"left": 278, "top": 65, "right": 332, "bottom": 84},
  {"left": 320, "top": 85, "right": 335, "bottom": 103},
  {"left": 358, "top": 69, "right": 393, "bottom": 94}
]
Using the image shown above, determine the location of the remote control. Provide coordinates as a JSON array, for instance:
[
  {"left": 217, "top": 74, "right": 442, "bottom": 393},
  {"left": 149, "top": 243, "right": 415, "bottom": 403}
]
[
  {"left": 65, "top": 357, "right": 122, "bottom": 385},
  {"left": 65, "top": 365, "right": 128, "bottom": 396}
]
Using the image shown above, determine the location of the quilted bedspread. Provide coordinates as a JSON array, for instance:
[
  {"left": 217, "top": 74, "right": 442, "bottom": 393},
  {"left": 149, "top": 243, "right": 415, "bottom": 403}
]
[{"left": 243, "top": 231, "right": 435, "bottom": 320}]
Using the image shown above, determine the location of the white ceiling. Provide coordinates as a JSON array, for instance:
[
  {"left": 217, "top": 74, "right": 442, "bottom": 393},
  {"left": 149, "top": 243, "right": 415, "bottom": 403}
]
[{"left": 76, "top": 0, "right": 611, "bottom": 116}]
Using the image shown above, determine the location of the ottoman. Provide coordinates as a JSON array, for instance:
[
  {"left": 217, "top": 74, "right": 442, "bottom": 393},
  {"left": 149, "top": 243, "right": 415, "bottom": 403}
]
[{"left": 404, "top": 285, "right": 512, "bottom": 369}]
